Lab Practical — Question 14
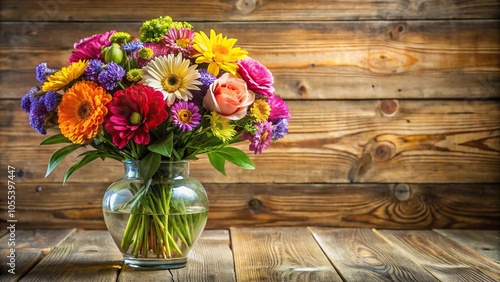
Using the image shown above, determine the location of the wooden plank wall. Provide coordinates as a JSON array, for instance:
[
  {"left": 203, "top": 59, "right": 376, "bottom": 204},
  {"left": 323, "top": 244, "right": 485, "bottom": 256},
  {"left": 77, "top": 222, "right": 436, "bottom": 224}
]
[{"left": 1, "top": 0, "right": 499, "bottom": 230}]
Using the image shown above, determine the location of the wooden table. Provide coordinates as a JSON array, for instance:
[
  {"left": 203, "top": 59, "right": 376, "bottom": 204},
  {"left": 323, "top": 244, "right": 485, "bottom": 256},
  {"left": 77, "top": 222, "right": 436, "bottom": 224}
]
[{"left": 1, "top": 228, "right": 499, "bottom": 281}]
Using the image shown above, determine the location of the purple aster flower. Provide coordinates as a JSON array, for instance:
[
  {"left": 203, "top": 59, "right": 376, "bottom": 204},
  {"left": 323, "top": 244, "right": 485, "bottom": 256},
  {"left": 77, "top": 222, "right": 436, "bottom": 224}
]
[
  {"left": 35, "top": 62, "right": 57, "bottom": 83},
  {"left": 20, "top": 86, "right": 40, "bottom": 113},
  {"left": 85, "top": 59, "right": 104, "bottom": 81},
  {"left": 248, "top": 121, "right": 273, "bottom": 154},
  {"left": 122, "top": 41, "right": 144, "bottom": 52},
  {"left": 28, "top": 98, "right": 48, "bottom": 134},
  {"left": 171, "top": 100, "right": 201, "bottom": 132},
  {"left": 97, "top": 62, "right": 125, "bottom": 90},
  {"left": 272, "top": 118, "right": 289, "bottom": 140},
  {"left": 42, "top": 91, "right": 59, "bottom": 111},
  {"left": 191, "top": 69, "right": 215, "bottom": 107}
]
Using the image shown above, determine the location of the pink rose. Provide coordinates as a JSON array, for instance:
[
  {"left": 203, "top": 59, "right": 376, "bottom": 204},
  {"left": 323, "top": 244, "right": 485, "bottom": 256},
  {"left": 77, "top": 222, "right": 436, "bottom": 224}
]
[
  {"left": 237, "top": 57, "right": 275, "bottom": 98},
  {"left": 68, "top": 30, "right": 116, "bottom": 64},
  {"left": 203, "top": 73, "right": 255, "bottom": 120}
]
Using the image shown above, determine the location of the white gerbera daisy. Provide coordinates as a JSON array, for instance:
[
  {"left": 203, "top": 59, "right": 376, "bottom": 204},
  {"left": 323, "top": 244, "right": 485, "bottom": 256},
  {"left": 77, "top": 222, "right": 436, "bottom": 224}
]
[{"left": 142, "top": 53, "right": 201, "bottom": 106}]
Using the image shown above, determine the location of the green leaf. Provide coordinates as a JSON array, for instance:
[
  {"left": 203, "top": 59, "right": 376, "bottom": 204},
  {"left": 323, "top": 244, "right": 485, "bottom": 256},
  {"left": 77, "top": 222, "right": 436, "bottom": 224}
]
[
  {"left": 216, "top": 147, "right": 255, "bottom": 170},
  {"left": 207, "top": 151, "right": 227, "bottom": 176},
  {"left": 45, "top": 144, "right": 82, "bottom": 177},
  {"left": 147, "top": 132, "right": 173, "bottom": 157},
  {"left": 63, "top": 154, "right": 100, "bottom": 184},
  {"left": 40, "top": 134, "right": 72, "bottom": 145},
  {"left": 139, "top": 152, "right": 161, "bottom": 180},
  {"left": 207, "top": 147, "right": 255, "bottom": 176}
]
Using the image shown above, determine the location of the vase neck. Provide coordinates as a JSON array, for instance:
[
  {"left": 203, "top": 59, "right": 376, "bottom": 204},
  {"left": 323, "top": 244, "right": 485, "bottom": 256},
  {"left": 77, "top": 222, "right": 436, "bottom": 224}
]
[
  {"left": 157, "top": 161, "right": 190, "bottom": 178},
  {"left": 123, "top": 160, "right": 141, "bottom": 179}
]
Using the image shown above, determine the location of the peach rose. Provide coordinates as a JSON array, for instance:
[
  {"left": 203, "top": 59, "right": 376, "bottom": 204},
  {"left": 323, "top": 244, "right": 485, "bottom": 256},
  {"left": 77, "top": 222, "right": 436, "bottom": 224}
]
[{"left": 203, "top": 73, "right": 255, "bottom": 120}]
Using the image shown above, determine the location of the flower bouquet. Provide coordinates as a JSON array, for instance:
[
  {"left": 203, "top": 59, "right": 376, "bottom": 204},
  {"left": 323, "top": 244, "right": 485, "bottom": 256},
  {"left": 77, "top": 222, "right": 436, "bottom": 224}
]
[{"left": 20, "top": 16, "right": 290, "bottom": 267}]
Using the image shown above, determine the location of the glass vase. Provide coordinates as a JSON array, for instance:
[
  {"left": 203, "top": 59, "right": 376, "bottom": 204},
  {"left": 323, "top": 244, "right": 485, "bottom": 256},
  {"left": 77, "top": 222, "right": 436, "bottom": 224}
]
[{"left": 102, "top": 160, "right": 209, "bottom": 269}]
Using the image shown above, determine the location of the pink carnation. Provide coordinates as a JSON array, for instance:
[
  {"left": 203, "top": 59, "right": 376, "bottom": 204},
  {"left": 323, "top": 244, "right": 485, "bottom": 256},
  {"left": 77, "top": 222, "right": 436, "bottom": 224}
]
[
  {"left": 68, "top": 30, "right": 116, "bottom": 64},
  {"left": 105, "top": 84, "right": 168, "bottom": 149},
  {"left": 268, "top": 95, "right": 290, "bottom": 121},
  {"left": 237, "top": 57, "right": 275, "bottom": 98}
]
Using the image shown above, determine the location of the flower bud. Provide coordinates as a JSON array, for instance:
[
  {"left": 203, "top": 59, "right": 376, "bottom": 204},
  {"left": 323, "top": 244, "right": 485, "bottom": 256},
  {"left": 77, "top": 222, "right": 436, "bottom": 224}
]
[{"left": 102, "top": 43, "right": 124, "bottom": 64}]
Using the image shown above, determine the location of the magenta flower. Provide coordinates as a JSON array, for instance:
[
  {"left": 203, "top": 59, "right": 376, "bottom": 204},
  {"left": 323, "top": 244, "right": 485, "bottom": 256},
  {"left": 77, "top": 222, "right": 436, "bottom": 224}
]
[
  {"left": 237, "top": 57, "right": 275, "bottom": 98},
  {"left": 171, "top": 101, "right": 201, "bottom": 132},
  {"left": 164, "top": 27, "right": 195, "bottom": 57},
  {"left": 243, "top": 121, "right": 273, "bottom": 154},
  {"left": 268, "top": 95, "right": 290, "bottom": 121},
  {"left": 105, "top": 84, "right": 168, "bottom": 149},
  {"left": 68, "top": 30, "right": 116, "bottom": 64}
]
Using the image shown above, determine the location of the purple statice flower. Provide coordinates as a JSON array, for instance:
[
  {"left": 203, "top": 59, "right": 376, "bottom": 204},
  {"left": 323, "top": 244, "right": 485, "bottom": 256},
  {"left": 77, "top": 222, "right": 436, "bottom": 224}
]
[
  {"left": 171, "top": 100, "right": 201, "bottom": 132},
  {"left": 28, "top": 98, "right": 48, "bottom": 134},
  {"left": 97, "top": 62, "right": 125, "bottom": 90},
  {"left": 85, "top": 59, "right": 104, "bottom": 81},
  {"left": 20, "top": 86, "right": 40, "bottom": 113},
  {"left": 248, "top": 121, "right": 273, "bottom": 154},
  {"left": 35, "top": 62, "right": 57, "bottom": 83},
  {"left": 272, "top": 118, "right": 289, "bottom": 140},
  {"left": 122, "top": 41, "right": 144, "bottom": 52},
  {"left": 191, "top": 69, "right": 215, "bottom": 107},
  {"left": 42, "top": 91, "right": 58, "bottom": 111}
]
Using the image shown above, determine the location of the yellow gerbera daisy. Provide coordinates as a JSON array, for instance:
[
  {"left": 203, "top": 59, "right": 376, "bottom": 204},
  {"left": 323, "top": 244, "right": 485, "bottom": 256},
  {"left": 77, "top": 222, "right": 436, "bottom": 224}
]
[
  {"left": 193, "top": 29, "right": 248, "bottom": 76},
  {"left": 206, "top": 112, "right": 236, "bottom": 142},
  {"left": 142, "top": 53, "right": 201, "bottom": 106},
  {"left": 42, "top": 60, "right": 88, "bottom": 92},
  {"left": 250, "top": 99, "right": 271, "bottom": 123},
  {"left": 58, "top": 81, "right": 112, "bottom": 144}
]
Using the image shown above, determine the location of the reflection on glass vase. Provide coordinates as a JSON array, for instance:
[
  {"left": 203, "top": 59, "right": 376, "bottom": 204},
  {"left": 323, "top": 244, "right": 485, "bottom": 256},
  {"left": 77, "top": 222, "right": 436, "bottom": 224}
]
[{"left": 102, "top": 160, "right": 209, "bottom": 269}]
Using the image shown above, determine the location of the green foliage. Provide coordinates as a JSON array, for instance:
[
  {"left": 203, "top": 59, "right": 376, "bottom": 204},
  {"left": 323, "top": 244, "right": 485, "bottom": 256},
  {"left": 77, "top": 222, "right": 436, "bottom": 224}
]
[{"left": 207, "top": 147, "right": 254, "bottom": 176}]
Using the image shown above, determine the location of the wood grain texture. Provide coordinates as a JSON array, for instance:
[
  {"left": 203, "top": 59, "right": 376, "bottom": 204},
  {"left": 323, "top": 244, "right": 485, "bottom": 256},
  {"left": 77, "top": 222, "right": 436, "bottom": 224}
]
[
  {"left": 20, "top": 230, "right": 122, "bottom": 281},
  {"left": 230, "top": 227, "right": 342, "bottom": 281},
  {"left": 1, "top": 183, "right": 498, "bottom": 230},
  {"left": 309, "top": 227, "right": 437, "bottom": 281},
  {"left": 119, "top": 230, "right": 235, "bottom": 282},
  {"left": 0, "top": 229, "right": 75, "bottom": 280},
  {"left": 434, "top": 230, "right": 500, "bottom": 263},
  {"left": 376, "top": 230, "right": 500, "bottom": 281},
  {"left": 1, "top": 0, "right": 498, "bottom": 21},
  {"left": 2, "top": 20, "right": 499, "bottom": 99},
  {"left": 3, "top": 100, "right": 500, "bottom": 184}
]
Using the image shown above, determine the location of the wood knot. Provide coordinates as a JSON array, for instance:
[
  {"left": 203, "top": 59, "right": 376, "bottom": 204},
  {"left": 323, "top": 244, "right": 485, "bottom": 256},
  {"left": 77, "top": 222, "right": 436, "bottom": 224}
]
[
  {"left": 372, "top": 142, "right": 394, "bottom": 162},
  {"left": 394, "top": 184, "right": 411, "bottom": 201},
  {"left": 296, "top": 81, "right": 308, "bottom": 98},
  {"left": 379, "top": 99, "right": 399, "bottom": 117},
  {"left": 248, "top": 199, "right": 262, "bottom": 210},
  {"left": 235, "top": 0, "right": 257, "bottom": 14},
  {"left": 389, "top": 23, "right": 407, "bottom": 40}
]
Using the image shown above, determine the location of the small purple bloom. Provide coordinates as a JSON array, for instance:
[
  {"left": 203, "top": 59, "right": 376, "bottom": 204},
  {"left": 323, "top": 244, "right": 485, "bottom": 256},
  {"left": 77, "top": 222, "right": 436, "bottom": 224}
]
[
  {"left": 28, "top": 98, "right": 48, "bottom": 134},
  {"left": 35, "top": 62, "right": 57, "bottom": 83},
  {"left": 97, "top": 62, "right": 125, "bottom": 90},
  {"left": 191, "top": 69, "right": 215, "bottom": 107},
  {"left": 171, "top": 100, "right": 201, "bottom": 132},
  {"left": 42, "top": 91, "right": 58, "bottom": 111},
  {"left": 248, "top": 121, "right": 273, "bottom": 154},
  {"left": 85, "top": 59, "right": 104, "bottom": 81},
  {"left": 20, "top": 86, "right": 40, "bottom": 113},
  {"left": 122, "top": 41, "right": 144, "bottom": 52},
  {"left": 272, "top": 118, "right": 289, "bottom": 140}
]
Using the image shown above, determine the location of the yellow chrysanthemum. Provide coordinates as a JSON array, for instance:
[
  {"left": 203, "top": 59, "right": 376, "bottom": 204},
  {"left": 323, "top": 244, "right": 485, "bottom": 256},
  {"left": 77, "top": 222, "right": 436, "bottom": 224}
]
[
  {"left": 58, "top": 81, "right": 112, "bottom": 144},
  {"left": 193, "top": 29, "right": 248, "bottom": 76},
  {"left": 42, "top": 60, "right": 88, "bottom": 92},
  {"left": 206, "top": 112, "right": 236, "bottom": 142},
  {"left": 250, "top": 99, "right": 271, "bottom": 123}
]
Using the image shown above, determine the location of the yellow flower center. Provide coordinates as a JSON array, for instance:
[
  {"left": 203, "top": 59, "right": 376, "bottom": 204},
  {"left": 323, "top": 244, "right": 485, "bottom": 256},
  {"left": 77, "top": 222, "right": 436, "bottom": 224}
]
[
  {"left": 162, "top": 73, "right": 181, "bottom": 92},
  {"left": 77, "top": 101, "right": 93, "bottom": 120},
  {"left": 261, "top": 131, "right": 269, "bottom": 143},
  {"left": 213, "top": 45, "right": 229, "bottom": 62},
  {"left": 177, "top": 109, "right": 192, "bottom": 123},
  {"left": 176, "top": 38, "right": 190, "bottom": 48},
  {"left": 130, "top": 112, "right": 142, "bottom": 125}
]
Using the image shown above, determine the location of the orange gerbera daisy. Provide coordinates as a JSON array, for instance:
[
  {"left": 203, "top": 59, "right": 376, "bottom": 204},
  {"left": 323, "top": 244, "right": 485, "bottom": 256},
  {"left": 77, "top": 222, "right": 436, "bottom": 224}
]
[{"left": 58, "top": 81, "right": 112, "bottom": 144}]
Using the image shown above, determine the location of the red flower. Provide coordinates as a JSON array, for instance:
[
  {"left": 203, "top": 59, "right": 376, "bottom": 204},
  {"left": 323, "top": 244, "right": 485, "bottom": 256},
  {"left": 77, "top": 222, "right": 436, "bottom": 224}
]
[{"left": 105, "top": 84, "right": 168, "bottom": 149}]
